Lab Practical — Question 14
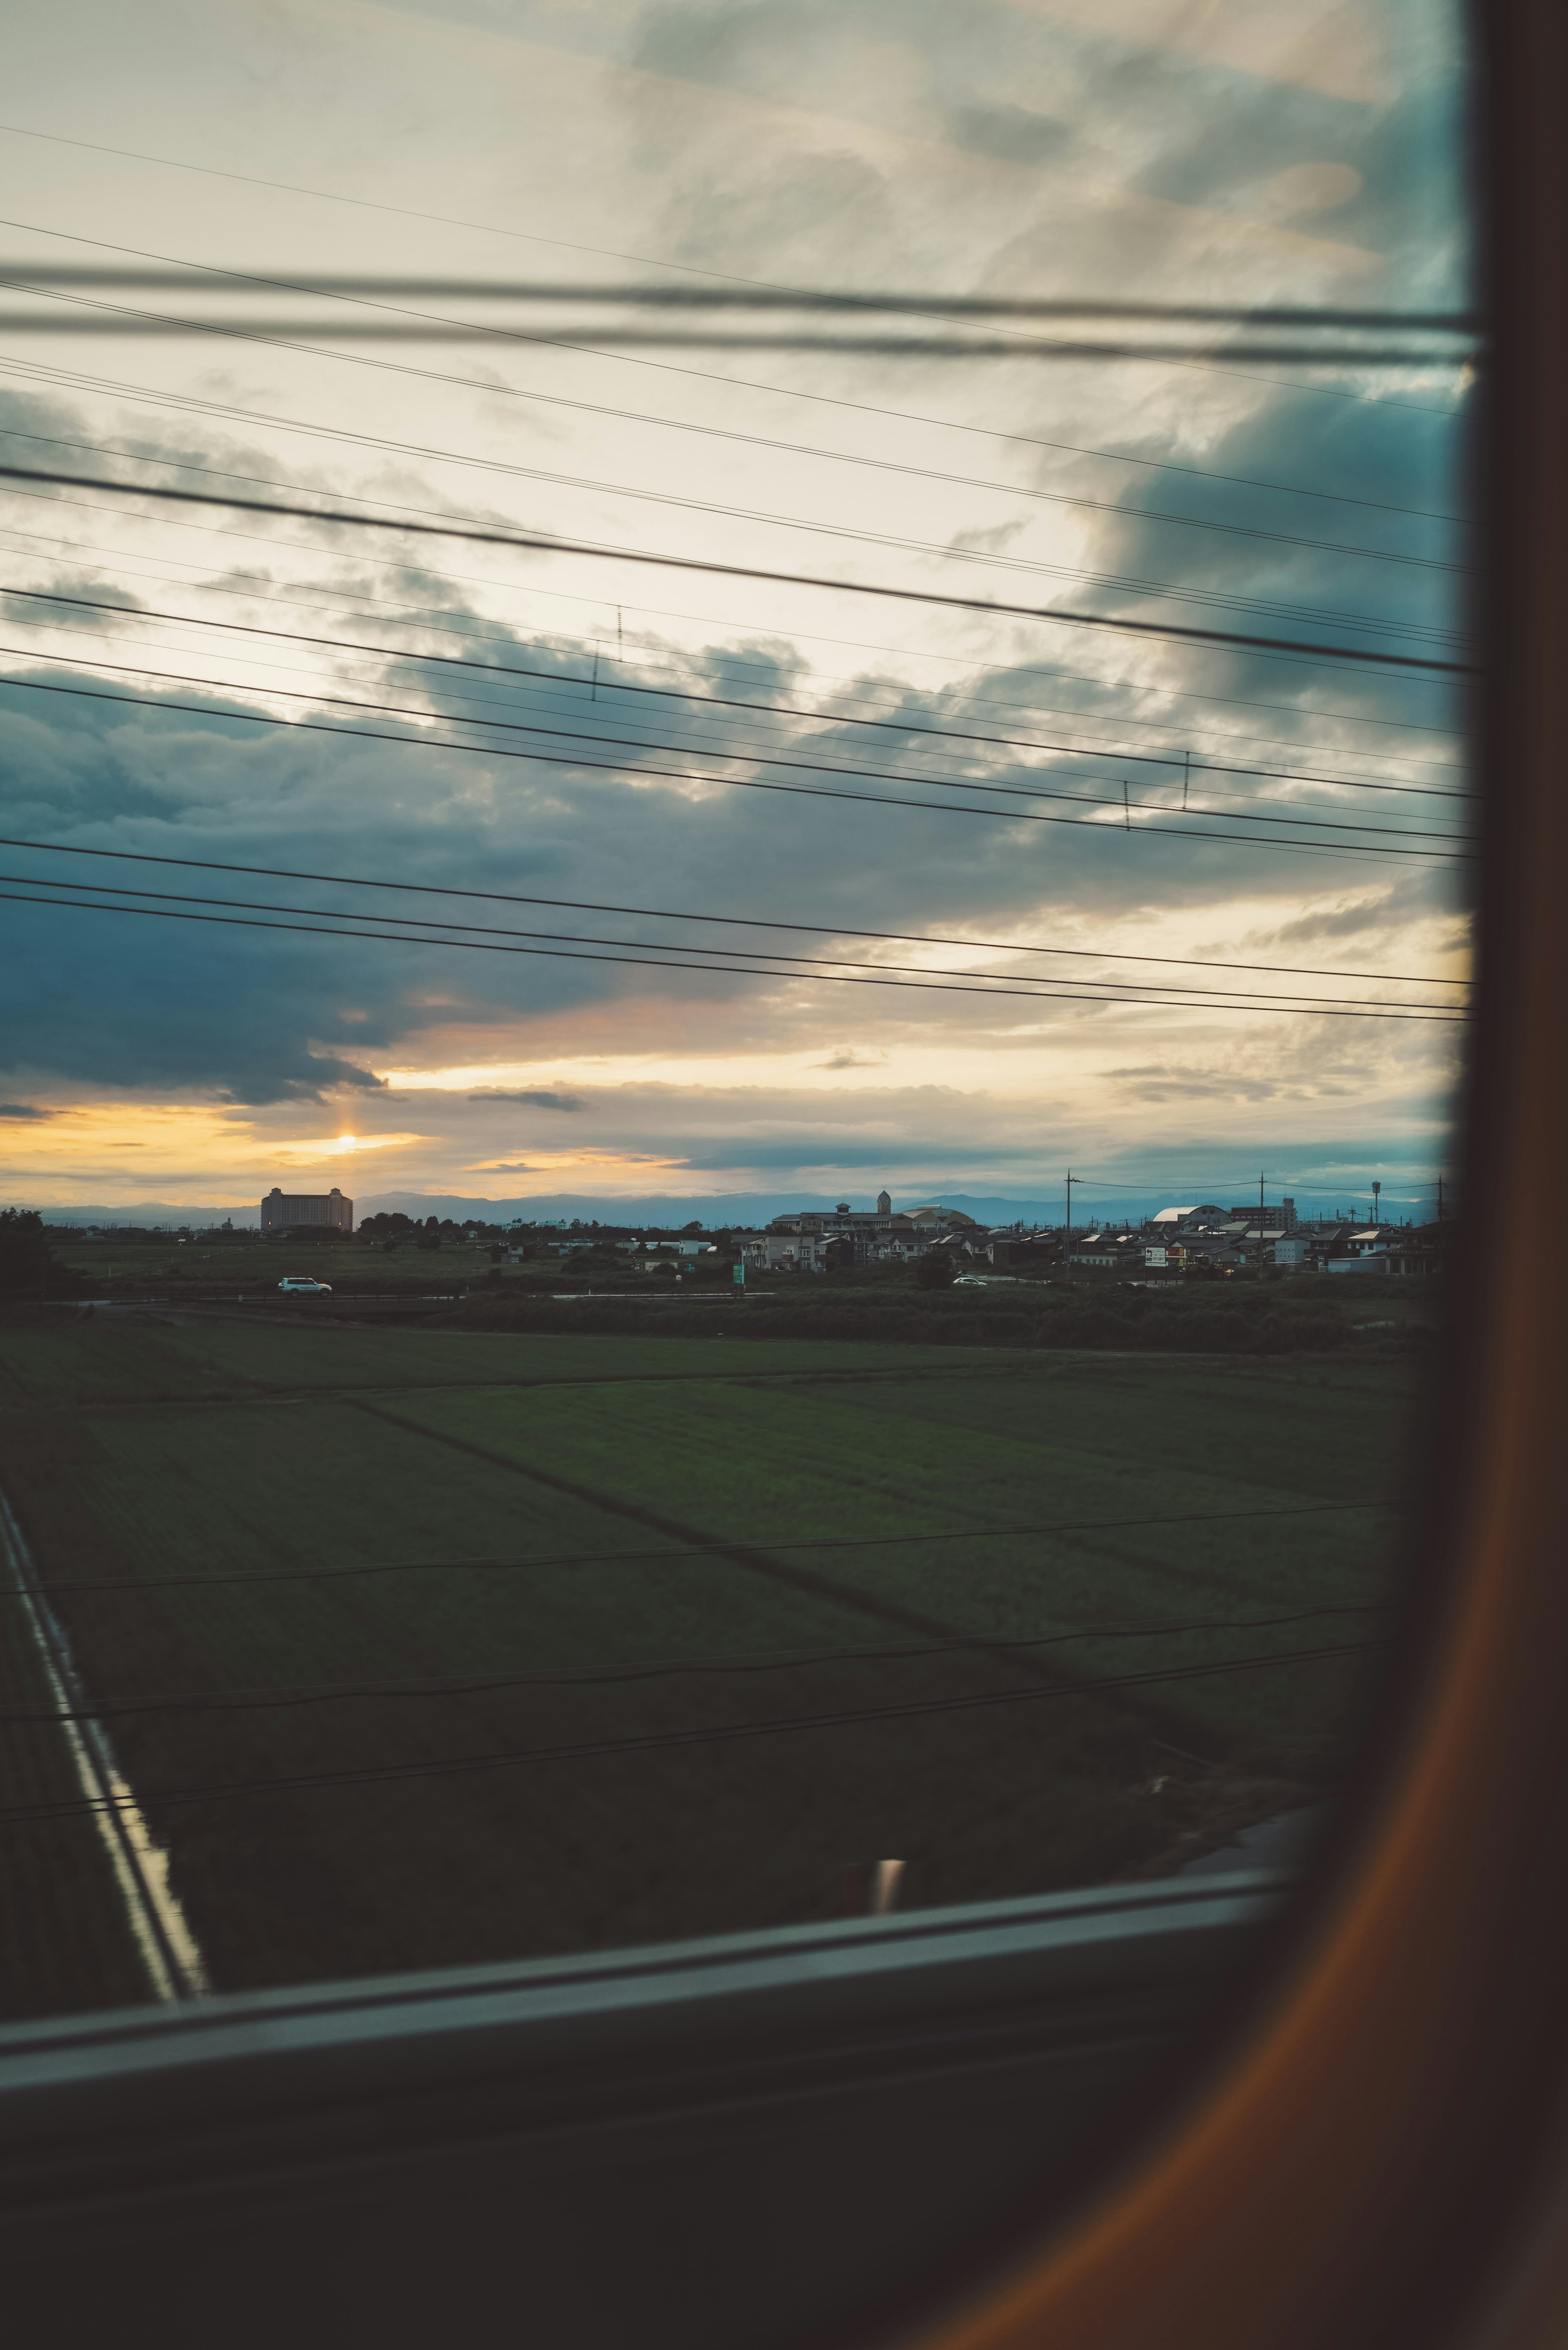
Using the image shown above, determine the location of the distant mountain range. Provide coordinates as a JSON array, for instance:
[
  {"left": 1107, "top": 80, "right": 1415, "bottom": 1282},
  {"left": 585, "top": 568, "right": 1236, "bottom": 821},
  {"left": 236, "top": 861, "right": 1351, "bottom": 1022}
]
[
  {"left": 34, "top": 1202, "right": 261, "bottom": 1227},
  {"left": 356, "top": 1190, "right": 1072, "bottom": 1227},
  {"left": 34, "top": 1190, "right": 1076, "bottom": 1229}
]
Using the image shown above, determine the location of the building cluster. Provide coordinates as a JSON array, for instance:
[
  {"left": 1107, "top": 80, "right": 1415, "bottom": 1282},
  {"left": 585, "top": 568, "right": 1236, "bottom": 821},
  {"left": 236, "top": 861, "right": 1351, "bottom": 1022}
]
[
  {"left": 745, "top": 1193, "right": 980, "bottom": 1273},
  {"left": 743, "top": 1192, "right": 1450, "bottom": 1279},
  {"left": 1089, "top": 1201, "right": 1447, "bottom": 1279},
  {"left": 249, "top": 1185, "right": 1449, "bottom": 1280}
]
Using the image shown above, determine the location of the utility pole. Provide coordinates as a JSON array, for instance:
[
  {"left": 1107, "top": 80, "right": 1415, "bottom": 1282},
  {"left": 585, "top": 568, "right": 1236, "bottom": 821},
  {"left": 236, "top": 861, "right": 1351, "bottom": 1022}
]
[
  {"left": 1064, "top": 1172, "right": 1078, "bottom": 1281},
  {"left": 1437, "top": 1174, "right": 1445, "bottom": 1222},
  {"left": 1372, "top": 1180, "right": 1381, "bottom": 1226}
]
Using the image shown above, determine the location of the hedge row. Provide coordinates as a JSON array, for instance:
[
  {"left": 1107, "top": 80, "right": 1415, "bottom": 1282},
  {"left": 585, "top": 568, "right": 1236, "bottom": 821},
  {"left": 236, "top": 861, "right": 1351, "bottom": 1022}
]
[{"left": 438, "top": 1292, "right": 1381, "bottom": 1354}]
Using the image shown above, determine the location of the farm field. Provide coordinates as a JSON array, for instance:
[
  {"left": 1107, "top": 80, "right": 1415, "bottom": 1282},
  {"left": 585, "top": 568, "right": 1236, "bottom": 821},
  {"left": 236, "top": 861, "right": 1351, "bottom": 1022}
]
[{"left": 0, "top": 1314, "right": 1430, "bottom": 2018}]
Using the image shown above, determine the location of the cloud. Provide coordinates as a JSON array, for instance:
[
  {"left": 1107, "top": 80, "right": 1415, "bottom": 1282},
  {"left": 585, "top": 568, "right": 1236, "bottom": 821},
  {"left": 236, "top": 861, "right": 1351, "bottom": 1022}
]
[
  {"left": 948, "top": 516, "right": 1031, "bottom": 557},
  {"left": 467, "top": 1089, "right": 586, "bottom": 1110},
  {"left": 1108, "top": 1063, "right": 1286, "bottom": 1105},
  {"left": 0, "top": 1104, "right": 53, "bottom": 1120},
  {"left": 0, "top": 3, "right": 1468, "bottom": 1213},
  {"left": 1225, "top": 884, "right": 1458, "bottom": 956},
  {"left": 944, "top": 99, "right": 1071, "bottom": 169}
]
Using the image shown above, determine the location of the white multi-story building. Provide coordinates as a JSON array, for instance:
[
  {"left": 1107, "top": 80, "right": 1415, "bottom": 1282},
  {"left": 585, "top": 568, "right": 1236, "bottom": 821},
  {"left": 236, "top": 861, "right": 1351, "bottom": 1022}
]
[{"left": 260, "top": 1186, "right": 354, "bottom": 1234}]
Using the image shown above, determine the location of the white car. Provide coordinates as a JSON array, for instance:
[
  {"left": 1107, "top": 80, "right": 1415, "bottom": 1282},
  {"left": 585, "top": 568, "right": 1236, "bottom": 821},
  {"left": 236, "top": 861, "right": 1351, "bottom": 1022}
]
[{"left": 277, "top": 1277, "right": 332, "bottom": 1294}]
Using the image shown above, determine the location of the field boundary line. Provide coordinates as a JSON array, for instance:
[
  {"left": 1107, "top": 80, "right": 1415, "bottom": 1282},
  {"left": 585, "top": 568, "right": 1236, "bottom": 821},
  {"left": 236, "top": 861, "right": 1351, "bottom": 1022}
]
[
  {"left": 346, "top": 1395, "right": 990, "bottom": 1651},
  {"left": 343, "top": 1395, "right": 1213, "bottom": 1715},
  {"left": 0, "top": 1480, "right": 210, "bottom": 2001}
]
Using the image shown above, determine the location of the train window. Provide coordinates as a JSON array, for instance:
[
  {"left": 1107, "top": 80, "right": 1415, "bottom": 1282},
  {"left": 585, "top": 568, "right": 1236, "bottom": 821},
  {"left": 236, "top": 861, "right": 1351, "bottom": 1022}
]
[{"left": 0, "top": 2, "right": 1502, "bottom": 2342}]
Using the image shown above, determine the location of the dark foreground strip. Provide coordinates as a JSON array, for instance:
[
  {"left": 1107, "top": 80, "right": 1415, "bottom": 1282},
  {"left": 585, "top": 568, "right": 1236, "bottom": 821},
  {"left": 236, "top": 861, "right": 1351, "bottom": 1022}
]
[{"left": 0, "top": 1637, "right": 1384, "bottom": 1827}]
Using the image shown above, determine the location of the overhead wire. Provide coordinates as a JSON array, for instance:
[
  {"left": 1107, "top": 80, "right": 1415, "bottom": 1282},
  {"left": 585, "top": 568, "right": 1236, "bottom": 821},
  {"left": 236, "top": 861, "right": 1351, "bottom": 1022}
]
[
  {"left": 0, "top": 837, "right": 1466, "bottom": 989},
  {"left": 0, "top": 426, "right": 1468, "bottom": 647},
  {"left": 0, "top": 370, "right": 1468, "bottom": 576},
  {"left": 0, "top": 456, "right": 1468, "bottom": 772},
  {"left": 0, "top": 870, "right": 1461, "bottom": 1011},
  {"left": 0, "top": 264, "right": 1477, "bottom": 326},
  {"left": 0, "top": 669, "right": 1470, "bottom": 868},
  {"left": 0, "top": 491, "right": 1467, "bottom": 792},
  {"left": 0, "top": 614, "right": 1473, "bottom": 843},
  {"left": 0, "top": 464, "right": 1473, "bottom": 684},
  {"left": 0, "top": 120, "right": 1478, "bottom": 464},
  {"left": 0, "top": 299, "right": 1472, "bottom": 368},
  {"left": 0, "top": 585, "right": 1473, "bottom": 801},
  {"left": 0, "top": 234, "right": 1477, "bottom": 379},
  {"left": 0, "top": 885, "right": 1470, "bottom": 1018},
  {"left": 0, "top": 316, "right": 1468, "bottom": 571},
  {"left": 0, "top": 462, "right": 1469, "bottom": 673}
]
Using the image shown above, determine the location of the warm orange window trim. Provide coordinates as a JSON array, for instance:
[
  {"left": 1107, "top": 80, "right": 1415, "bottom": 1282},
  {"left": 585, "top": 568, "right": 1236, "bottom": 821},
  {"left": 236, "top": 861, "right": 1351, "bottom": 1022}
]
[{"left": 910, "top": 8, "right": 1568, "bottom": 2346}]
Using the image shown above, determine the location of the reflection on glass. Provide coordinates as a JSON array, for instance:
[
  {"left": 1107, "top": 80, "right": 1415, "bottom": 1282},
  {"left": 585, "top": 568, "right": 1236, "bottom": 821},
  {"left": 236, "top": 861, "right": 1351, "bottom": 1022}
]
[{"left": 0, "top": 0, "right": 1468, "bottom": 2014}]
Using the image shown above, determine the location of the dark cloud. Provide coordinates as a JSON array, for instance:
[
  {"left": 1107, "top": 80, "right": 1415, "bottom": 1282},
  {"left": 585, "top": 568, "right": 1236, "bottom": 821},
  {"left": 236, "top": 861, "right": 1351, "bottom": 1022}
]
[
  {"left": 948, "top": 516, "right": 1031, "bottom": 557},
  {"left": 4, "top": 580, "right": 1456, "bottom": 1110},
  {"left": 1107, "top": 1064, "right": 1287, "bottom": 1106},
  {"left": 0, "top": 602, "right": 1466, "bottom": 1123},
  {"left": 468, "top": 1090, "right": 585, "bottom": 1110},
  {"left": 1230, "top": 882, "right": 1462, "bottom": 955},
  {"left": 2, "top": 576, "right": 149, "bottom": 635},
  {"left": 0, "top": 1103, "right": 53, "bottom": 1120},
  {"left": 944, "top": 100, "right": 1071, "bottom": 170}
]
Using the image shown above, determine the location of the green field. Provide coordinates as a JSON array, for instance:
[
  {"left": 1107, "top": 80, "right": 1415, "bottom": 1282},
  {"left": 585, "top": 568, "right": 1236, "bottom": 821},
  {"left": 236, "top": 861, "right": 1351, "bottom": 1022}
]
[{"left": 0, "top": 1314, "right": 1429, "bottom": 2018}]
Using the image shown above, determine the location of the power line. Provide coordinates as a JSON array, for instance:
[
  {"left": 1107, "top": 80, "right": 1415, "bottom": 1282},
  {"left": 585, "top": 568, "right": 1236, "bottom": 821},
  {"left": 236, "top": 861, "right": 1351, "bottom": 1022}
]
[
  {"left": 0, "top": 327, "right": 1469, "bottom": 595},
  {"left": 0, "top": 298, "right": 1473, "bottom": 367},
  {"left": 0, "top": 669, "right": 1468, "bottom": 871},
  {"left": 0, "top": 887, "right": 1470, "bottom": 1018},
  {"left": 0, "top": 119, "right": 1475, "bottom": 456},
  {"left": 0, "top": 671, "right": 1469, "bottom": 866},
  {"left": 0, "top": 454, "right": 1466, "bottom": 698},
  {"left": 0, "top": 838, "right": 1465, "bottom": 987},
  {"left": 0, "top": 427, "right": 1466, "bottom": 648},
  {"left": 0, "top": 265, "right": 1478, "bottom": 329},
  {"left": 0, "top": 212, "right": 1470, "bottom": 426},
  {"left": 0, "top": 464, "right": 1474, "bottom": 676},
  {"left": 1, "top": 621, "right": 1470, "bottom": 843},
  {"left": 0, "top": 236, "right": 1477, "bottom": 372},
  {"left": 3, "top": 587, "right": 1473, "bottom": 802},
  {"left": 0, "top": 459, "right": 1466, "bottom": 760},
  {"left": 0, "top": 374, "right": 1468, "bottom": 577},
  {"left": 0, "top": 1637, "right": 1388, "bottom": 1827},
  {"left": 22, "top": 1499, "right": 1397, "bottom": 1596},
  {"left": 0, "top": 871, "right": 1459, "bottom": 1012}
]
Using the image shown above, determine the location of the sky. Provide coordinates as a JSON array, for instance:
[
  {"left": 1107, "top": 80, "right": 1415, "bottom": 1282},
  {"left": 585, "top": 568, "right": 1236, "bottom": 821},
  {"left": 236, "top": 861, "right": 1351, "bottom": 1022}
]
[{"left": 0, "top": 0, "right": 1472, "bottom": 1225}]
